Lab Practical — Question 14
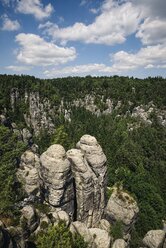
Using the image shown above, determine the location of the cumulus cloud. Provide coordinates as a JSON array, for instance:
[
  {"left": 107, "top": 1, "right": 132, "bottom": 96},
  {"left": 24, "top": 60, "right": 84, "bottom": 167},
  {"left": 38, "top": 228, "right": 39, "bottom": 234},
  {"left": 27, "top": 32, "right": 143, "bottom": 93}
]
[
  {"left": 39, "top": 0, "right": 141, "bottom": 45},
  {"left": 44, "top": 63, "right": 113, "bottom": 77},
  {"left": 17, "top": 0, "right": 54, "bottom": 20},
  {"left": 15, "top": 33, "right": 77, "bottom": 66},
  {"left": 44, "top": 43, "right": 166, "bottom": 77},
  {"left": 111, "top": 44, "right": 166, "bottom": 72},
  {"left": 132, "top": 0, "right": 166, "bottom": 19},
  {"left": 5, "top": 65, "right": 31, "bottom": 71},
  {"left": 136, "top": 18, "right": 166, "bottom": 45},
  {"left": 1, "top": 14, "right": 20, "bottom": 31}
]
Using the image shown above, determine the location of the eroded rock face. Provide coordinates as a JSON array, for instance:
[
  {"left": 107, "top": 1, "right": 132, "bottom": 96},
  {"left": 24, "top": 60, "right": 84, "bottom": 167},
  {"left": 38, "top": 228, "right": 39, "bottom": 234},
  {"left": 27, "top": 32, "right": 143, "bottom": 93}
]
[
  {"left": 17, "top": 150, "right": 40, "bottom": 197},
  {"left": 40, "top": 144, "right": 74, "bottom": 217},
  {"left": 105, "top": 187, "right": 139, "bottom": 234},
  {"left": 142, "top": 230, "right": 166, "bottom": 248},
  {"left": 89, "top": 228, "right": 112, "bottom": 248},
  {"left": 24, "top": 92, "right": 54, "bottom": 136},
  {"left": 70, "top": 221, "right": 95, "bottom": 248},
  {"left": 112, "top": 239, "right": 128, "bottom": 248},
  {"left": 67, "top": 135, "right": 107, "bottom": 227}
]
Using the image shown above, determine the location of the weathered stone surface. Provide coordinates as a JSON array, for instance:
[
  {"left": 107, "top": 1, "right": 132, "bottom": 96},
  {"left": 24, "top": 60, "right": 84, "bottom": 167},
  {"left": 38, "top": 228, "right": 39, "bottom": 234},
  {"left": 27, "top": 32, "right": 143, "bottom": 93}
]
[
  {"left": 17, "top": 150, "right": 40, "bottom": 196},
  {"left": 89, "top": 228, "right": 111, "bottom": 248},
  {"left": 70, "top": 221, "right": 95, "bottom": 247},
  {"left": 40, "top": 144, "right": 74, "bottom": 217},
  {"left": 105, "top": 187, "right": 139, "bottom": 234},
  {"left": 51, "top": 209, "right": 70, "bottom": 226},
  {"left": 112, "top": 239, "right": 127, "bottom": 248},
  {"left": 24, "top": 92, "right": 54, "bottom": 136},
  {"left": 20, "top": 205, "right": 39, "bottom": 234},
  {"left": 67, "top": 135, "right": 107, "bottom": 227},
  {"left": 21, "top": 128, "right": 32, "bottom": 144},
  {"left": 98, "top": 219, "right": 111, "bottom": 232},
  {"left": 142, "top": 230, "right": 165, "bottom": 248}
]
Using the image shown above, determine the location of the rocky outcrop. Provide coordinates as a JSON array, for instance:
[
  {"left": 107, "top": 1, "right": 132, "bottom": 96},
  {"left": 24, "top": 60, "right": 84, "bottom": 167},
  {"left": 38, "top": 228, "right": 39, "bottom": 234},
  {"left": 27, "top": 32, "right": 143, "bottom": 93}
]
[
  {"left": 112, "top": 239, "right": 128, "bottom": 248},
  {"left": 142, "top": 230, "right": 166, "bottom": 248},
  {"left": 67, "top": 135, "right": 107, "bottom": 227},
  {"left": 24, "top": 92, "right": 54, "bottom": 136},
  {"left": 105, "top": 187, "right": 139, "bottom": 234},
  {"left": 20, "top": 205, "right": 39, "bottom": 235},
  {"left": 17, "top": 149, "right": 40, "bottom": 197},
  {"left": 70, "top": 221, "right": 95, "bottom": 247},
  {"left": 89, "top": 228, "right": 112, "bottom": 248},
  {"left": 98, "top": 219, "right": 111, "bottom": 232},
  {"left": 40, "top": 144, "right": 74, "bottom": 217}
]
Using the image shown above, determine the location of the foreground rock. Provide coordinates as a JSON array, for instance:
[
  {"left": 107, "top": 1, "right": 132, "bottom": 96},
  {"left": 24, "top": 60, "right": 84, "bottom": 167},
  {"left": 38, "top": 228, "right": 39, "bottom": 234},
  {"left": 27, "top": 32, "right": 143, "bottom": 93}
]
[
  {"left": 105, "top": 187, "right": 139, "bottom": 234},
  {"left": 70, "top": 221, "right": 95, "bottom": 247},
  {"left": 67, "top": 135, "right": 107, "bottom": 227},
  {"left": 142, "top": 230, "right": 165, "bottom": 248},
  {"left": 17, "top": 149, "right": 40, "bottom": 197},
  {"left": 112, "top": 239, "right": 128, "bottom": 248},
  {"left": 40, "top": 144, "right": 74, "bottom": 217},
  {"left": 89, "top": 228, "right": 112, "bottom": 248}
]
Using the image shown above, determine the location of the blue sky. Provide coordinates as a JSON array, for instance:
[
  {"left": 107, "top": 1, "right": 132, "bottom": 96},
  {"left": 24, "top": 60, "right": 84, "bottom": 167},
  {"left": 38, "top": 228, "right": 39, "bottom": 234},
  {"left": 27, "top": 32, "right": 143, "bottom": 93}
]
[{"left": 0, "top": 0, "right": 166, "bottom": 78}]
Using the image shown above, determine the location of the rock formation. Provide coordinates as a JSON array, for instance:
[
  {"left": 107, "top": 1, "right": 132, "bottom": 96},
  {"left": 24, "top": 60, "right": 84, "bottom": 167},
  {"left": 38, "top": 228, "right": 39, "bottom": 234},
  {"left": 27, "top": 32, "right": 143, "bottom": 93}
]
[
  {"left": 40, "top": 144, "right": 74, "bottom": 217},
  {"left": 17, "top": 149, "right": 40, "bottom": 197},
  {"left": 112, "top": 239, "right": 128, "bottom": 248},
  {"left": 105, "top": 187, "right": 139, "bottom": 234},
  {"left": 142, "top": 230, "right": 166, "bottom": 248},
  {"left": 67, "top": 134, "right": 107, "bottom": 227}
]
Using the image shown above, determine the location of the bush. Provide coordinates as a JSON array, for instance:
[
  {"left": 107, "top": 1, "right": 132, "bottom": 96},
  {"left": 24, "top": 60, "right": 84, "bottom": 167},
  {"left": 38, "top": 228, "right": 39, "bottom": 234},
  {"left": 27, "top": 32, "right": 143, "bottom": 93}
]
[
  {"left": 110, "top": 220, "right": 123, "bottom": 240},
  {"left": 36, "top": 222, "right": 88, "bottom": 248}
]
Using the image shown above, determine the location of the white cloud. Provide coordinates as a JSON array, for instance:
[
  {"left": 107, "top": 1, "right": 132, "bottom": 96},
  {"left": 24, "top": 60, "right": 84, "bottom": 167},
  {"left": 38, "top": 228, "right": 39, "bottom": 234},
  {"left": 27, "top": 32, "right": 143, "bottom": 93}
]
[
  {"left": 39, "top": 1, "right": 141, "bottom": 45},
  {"left": 1, "top": 14, "right": 20, "bottom": 31},
  {"left": 136, "top": 18, "right": 166, "bottom": 45},
  {"left": 44, "top": 43, "right": 166, "bottom": 77},
  {"left": 110, "top": 43, "right": 166, "bottom": 72},
  {"left": 15, "top": 33, "right": 77, "bottom": 66},
  {"left": 17, "top": 0, "right": 54, "bottom": 20},
  {"left": 44, "top": 63, "right": 113, "bottom": 77},
  {"left": 5, "top": 65, "right": 31, "bottom": 71}
]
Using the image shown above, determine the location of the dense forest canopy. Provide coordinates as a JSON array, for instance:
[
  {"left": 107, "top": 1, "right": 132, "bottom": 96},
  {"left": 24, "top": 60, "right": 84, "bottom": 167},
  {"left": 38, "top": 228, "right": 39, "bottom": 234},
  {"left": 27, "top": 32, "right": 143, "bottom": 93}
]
[{"left": 0, "top": 74, "right": 166, "bottom": 247}]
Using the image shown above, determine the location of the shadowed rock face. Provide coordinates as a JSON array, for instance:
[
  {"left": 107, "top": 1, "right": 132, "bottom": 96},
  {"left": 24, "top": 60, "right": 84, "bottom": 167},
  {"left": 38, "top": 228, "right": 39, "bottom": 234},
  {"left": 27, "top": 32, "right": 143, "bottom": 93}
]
[
  {"left": 67, "top": 135, "right": 107, "bottom": 227},
  {"left": 40, "top": 144, "right": 74, "bottom": 217}
]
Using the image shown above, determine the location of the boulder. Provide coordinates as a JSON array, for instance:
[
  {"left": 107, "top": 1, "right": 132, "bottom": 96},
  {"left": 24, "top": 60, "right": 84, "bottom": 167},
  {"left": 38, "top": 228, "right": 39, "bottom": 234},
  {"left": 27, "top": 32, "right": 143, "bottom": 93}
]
[
  {"left": 98, "top": 219, "right": 111, "bottom": 232},
  {"left": 89, "top": 228, "right": 112, "bottom": 248},
  {"left": 21, "top": 128, "right": 32, "bottom": 144},
  {"left": 40, "top": 144, "right": 74, "bottom": 217},
  {"left": 70, "top": 221, "right": 94, "bottom": 247},
  {"left": 112, "top": 239, "right": 127, "bottom": 248},
  {"left": 20, "top": 205, "right": 39, "bottom": 235},
  {"left": 17, "top": 150, "right": 40, "bottom": 196},
  {"left": 142, "top": 230, "right": 165, "bottom": 248},
  {"left": 67, "top": 135, "right": 107, "bottom": 227},
  {"left": 105, "top": 187, "right": 139, "bottom": 234},
  {"left": 51, "top": 209, "right": 70, "bottom": 226}
]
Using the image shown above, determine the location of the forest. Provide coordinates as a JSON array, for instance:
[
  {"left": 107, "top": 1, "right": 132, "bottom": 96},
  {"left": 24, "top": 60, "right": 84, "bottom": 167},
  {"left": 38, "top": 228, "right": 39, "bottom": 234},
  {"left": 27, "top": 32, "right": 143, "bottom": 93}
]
[{"left": 0, "top": 74, "right": 166, "bottom": 247}]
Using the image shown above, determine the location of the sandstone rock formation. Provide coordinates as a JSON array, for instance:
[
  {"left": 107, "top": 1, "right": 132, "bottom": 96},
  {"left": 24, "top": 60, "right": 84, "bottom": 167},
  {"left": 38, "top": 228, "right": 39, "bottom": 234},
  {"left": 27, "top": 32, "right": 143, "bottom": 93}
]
[
  {"left": 67, "top": 134, "right": 107, "bottom": 227},
  {"left": 112, "top": 239, "right": 128, "bottom": 248},
  {"left": 89, "top": 228, "right": 112, "bottom": 248},
  {"left": 70, "top": 221, "right": 95, "bottom": 247},
  {"left": 40, "top": 144, "right": 74, "bottom": 217},
  {"left": 17, "top": 149, "right": 40, "bottom": 197},
  {"left": 98, "top": 219, "right": 111, "bottom": 232},
  {"left": 105, "top": 187, "right": 139, "bottom": 234},
  {"left": 142, "top": 230, "right": 166, "bottom": 248}
]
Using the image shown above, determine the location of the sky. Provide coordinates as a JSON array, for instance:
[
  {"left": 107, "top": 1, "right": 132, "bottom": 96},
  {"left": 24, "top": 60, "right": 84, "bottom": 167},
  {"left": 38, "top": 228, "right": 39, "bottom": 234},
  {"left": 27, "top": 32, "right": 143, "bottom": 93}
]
[{"left": 0, "top": 0, "right": 166, "bottom": 78}]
